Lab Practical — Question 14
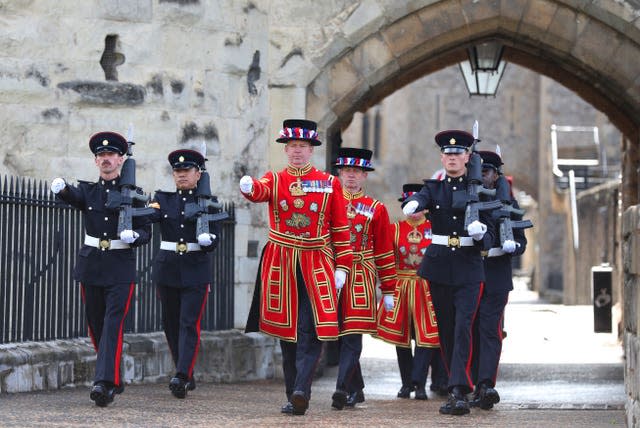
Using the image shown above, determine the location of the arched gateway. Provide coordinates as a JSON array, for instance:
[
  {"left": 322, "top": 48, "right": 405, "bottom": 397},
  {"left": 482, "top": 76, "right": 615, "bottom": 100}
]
[
  {"left": 271, "top": 1, "right": 639, "bottom": 423},
  {"left": 298, "top": 0, "right": 639, "bottom": 204}
]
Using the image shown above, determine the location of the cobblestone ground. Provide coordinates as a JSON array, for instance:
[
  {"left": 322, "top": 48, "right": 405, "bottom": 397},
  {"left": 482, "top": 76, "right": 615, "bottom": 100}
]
[
  {"left": 0, "top": 284, "right": 627, "bottom": 427},
  {"left": 0, "top": 376, "right": 626, "bottom": 428}
]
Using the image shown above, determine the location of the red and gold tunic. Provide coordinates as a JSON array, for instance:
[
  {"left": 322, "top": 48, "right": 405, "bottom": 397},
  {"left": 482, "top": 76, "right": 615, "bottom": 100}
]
[
  {"left": 242, "top": 164, "right": 352, "bottom": 341},
  {"left": 340, "top": 189, "right": 396, "bottom": 335},
  {"left": 376, "top": 217, "right": 440, "bottom": 348}
]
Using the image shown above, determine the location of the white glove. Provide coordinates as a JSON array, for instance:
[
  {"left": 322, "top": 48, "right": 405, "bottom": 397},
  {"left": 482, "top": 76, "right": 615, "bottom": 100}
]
[
  {"left": 467, "top": 220, "right": 487, "bottom": 241},
  {"left": 239, "top": 175, "right": 253, "bottom": 193},
  {"left": 198, "top": 233, "right": 216, "bottom": 246},
  {"left": 50, "top": 177, "right": 66, "bottom": 194},
  {"left": 119, "top": 229, "right": 139, "bottom": 244},
  {"left": 501, "top": 239, "right": 519, "bottom": 254},
  {"left": 402, "top": 200, "right": 419, "bottom": 215},
  {"left": 335, "top": 269, "right": 347, "bottom": 290},
  {"left": 383, "top": 295, "right": 395, "bottom": 311}
]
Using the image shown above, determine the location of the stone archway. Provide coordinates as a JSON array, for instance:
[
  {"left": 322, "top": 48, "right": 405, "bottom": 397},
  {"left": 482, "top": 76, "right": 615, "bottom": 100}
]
[
  {"left": 301, "top": 1, "right": 640, "bottom": 423},
  {"left": 305, "top": 0, "right": 640, "bottom": 205}
]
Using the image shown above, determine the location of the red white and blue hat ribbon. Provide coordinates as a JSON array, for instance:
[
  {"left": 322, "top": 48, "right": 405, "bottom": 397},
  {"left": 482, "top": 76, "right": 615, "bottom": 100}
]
[
  {"left": 279, "top": 127, "right": 318, "bottom": 140},
  {"left": 335, "top": 156, "right": 373, "bottom": 169}
]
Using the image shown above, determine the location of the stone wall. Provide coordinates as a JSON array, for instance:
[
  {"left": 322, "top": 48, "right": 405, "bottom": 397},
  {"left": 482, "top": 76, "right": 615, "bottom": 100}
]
[
  {"left": 622, "top": 205, "right": 640, "bottom": 427},
  {"left": 0, "top": 330, "right": 278, "bottom": 393}
]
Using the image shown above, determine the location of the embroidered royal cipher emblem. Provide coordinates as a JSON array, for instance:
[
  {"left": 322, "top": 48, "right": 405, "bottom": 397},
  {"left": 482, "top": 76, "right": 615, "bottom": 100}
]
[
  {"left": 403, "top": 228, "right": 424, "bottom": 267},
  {"left": 285, "top": 212, "right": 311, "bottom": 229}
]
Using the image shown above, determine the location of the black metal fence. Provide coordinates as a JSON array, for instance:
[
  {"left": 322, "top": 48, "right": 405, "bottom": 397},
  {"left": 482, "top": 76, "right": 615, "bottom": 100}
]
[{"left": 0, "top": 175, "right": 235, "bottom": 344}]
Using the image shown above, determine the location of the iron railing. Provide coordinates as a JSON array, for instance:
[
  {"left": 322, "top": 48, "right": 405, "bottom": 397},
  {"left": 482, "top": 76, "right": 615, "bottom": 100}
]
[{"left": 0, "top": 175, "right": 235, "bottom": 344}]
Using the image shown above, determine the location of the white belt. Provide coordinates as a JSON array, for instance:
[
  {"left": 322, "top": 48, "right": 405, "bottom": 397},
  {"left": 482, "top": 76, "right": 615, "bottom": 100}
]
[
  {"left": 160, "top": 241, "right": 202, "bottom": 253},
  {"left": 84, "top": 235, "right": 130, "bottom": 250},
  {"left": 431, "top": 234, "right": 474, "bottom": 247},
  {"left": 487, "top": 247, "right": 506, "bottom": 257}
]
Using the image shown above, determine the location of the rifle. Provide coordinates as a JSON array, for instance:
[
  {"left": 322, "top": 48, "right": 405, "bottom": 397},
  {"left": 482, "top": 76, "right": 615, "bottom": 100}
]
[
  {"left": 105, "top": 130, "right": 154, "bottom": 234},
  {"left": 495, "top": 175, "right": 533, "bottom": 246},
  {"left": 183, "top": 171, "right": 229, "bottom": 238},
  {"left": 452, "top": 120, "right": 501, "bottom": 230}
]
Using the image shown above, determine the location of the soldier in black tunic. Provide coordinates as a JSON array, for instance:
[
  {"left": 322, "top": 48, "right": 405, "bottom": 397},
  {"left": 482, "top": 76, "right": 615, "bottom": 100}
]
[
  {"left": 470, "top": 151, "right": 528, "bottom": 410},
  {"left": 50, "top": 131, "right": 151, "bottom": 407},
  {"left": 402, "top": 130, "right": 495, "bottom": 416},
  {"left": 147, "top": 149, "right": 220, "bottom": 399}
]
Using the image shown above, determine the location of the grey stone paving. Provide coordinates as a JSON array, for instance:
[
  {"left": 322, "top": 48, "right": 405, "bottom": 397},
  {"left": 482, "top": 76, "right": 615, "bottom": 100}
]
[{"left": 0, "top": 286, "right": 627, "bottom": 427}]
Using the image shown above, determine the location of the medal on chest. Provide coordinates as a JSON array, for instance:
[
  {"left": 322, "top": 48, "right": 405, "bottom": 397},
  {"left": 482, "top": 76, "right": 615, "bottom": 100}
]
[
  {"left": 347, "top": 202, "right": 356, "bottom": 219},
  {"left": 289, "top": 179, "right": 306, "bottom": 196}
]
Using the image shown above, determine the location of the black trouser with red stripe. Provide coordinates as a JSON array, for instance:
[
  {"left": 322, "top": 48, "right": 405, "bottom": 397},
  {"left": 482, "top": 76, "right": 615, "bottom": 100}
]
[
  {"left": 429, "top": 281, "right": 482, "bottom": 394},
  {"left": 157, "top": 283, "right": 209, "bottom": 378},
  {"left": 471, "top": 290, "right": 509, "bottom": 388},
  {"left": 81, "top": 283, "right": 135, "bottom": 387}
]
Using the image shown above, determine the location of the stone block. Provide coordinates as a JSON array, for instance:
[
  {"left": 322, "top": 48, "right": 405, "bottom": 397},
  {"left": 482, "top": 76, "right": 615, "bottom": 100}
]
[
  {"left": 624, "top": 331, "right": 639, "bottom": 407},
  {"left": 380, "top": 14, "right": 426, "bottom": 58},
  {"left": 343, "top": 1, "right": 385, "bottom": 45},
  {"left": 630, "top": 233, "right": 640, "bottom": 275},
  {"left": 248, "top": 335, "right": 277, "bottom": 379},
  {"left": 235, "top": 224, "right": 250, "bottom": 255},
  {"left": 96, "top": 0, "right": 152, "bottom": 23},
  {"left": 196, "top": 334, "right": 230, "bottom": 382},
  {"left": 331, "top": 78, "right": 372, "bottom": 121},
  {"left": 236, "top": 260, "right": 259, "bottom": 284},
  {"left": 417, "top": 0, "right": 466, "bottom": 40},
  {"left": 350, "top": 34, "right": 395, "bottom": 83},
  {"left": 309, "top": 34, "right": 352, "bottom": 73},
  {"left": 233, "top": 286, "right": 256, "bottom": 330},
  {"left": 581, "top": 0, "right": 639, "bottom": 35},
  {"left": 622, "top": 205, "right": 639, "bottom": 237},
  {"left": 521, "top": 0, "right": 557, "bottom": 36},
  {"left": 571, "top": 19, "right": 620, "bottom": 76},
  {"left": 623, "top": 276, "right": 637, "bottom": 334},
  {"left": 306, "top": 73, "right": 331, "bottom": 121},
  {"left": 606, "top": 40, "right": 640, "bottom": 90},
  {"left": 32, "top": 364, "right": 46, "bottom": 390},
  {"left": 500, "top": 0, "right": 528, "bottom": 30},
  {"left": 378, "top": 0, "right": 440, "bottom": 25},
  {"left": 458, "top": 0, "right": 502, "bottom": 38},
  {"left": 125, "top": 332, "right": 165, "bottom": 354},
  {"left": 203, "top": 70, "right": 251, "bottom": 119},
  {"left": 269, "top": 53, "right": 319, "bottom": 88},
  {"left": 73, "top": 356, "right": 96, "bottom": 386},
  {"left": 326, "top": 57, "right": 361, "bottom": 106},
  {"left": 46, "top": 363, "right": 60, "bottom": 389},
  {"left": 57, "top": 81, "right": 146, "bottom": 106},
  {"left": 144, "top": 353, "right": 163, "bottom": 380},
  {"left": 543, "top": 5, "right": 579, "bottom": 54}
]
